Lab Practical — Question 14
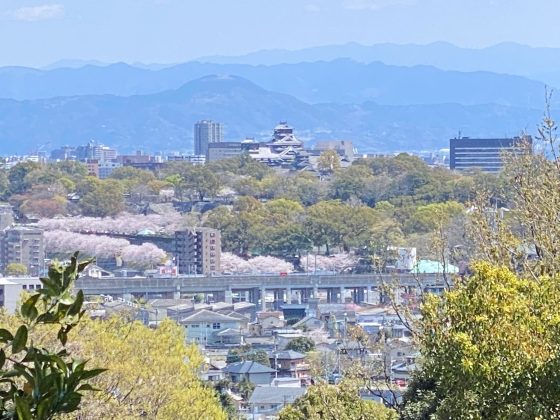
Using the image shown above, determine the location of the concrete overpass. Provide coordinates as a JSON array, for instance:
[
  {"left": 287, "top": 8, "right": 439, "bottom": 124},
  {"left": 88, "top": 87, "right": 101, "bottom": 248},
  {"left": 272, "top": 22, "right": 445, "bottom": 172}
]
[{"left": 75, "top": 273, "right": 448, "bottom": 310}]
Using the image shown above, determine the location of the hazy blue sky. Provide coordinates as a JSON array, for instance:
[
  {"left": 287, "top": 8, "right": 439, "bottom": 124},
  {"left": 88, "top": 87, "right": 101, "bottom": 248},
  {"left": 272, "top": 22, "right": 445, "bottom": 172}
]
[{"left": 0, "top": 0, "right": 558, "bottom": 67}]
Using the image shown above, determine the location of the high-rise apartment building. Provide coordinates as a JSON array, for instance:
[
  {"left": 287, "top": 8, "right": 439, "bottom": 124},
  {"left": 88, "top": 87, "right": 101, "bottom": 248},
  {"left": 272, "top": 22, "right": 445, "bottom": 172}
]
[
  {"left": 0, "top": 226, "right": 45, "bottom": 276},
  {"left": 449, "top": 136, "right": 532, "bottom": 172},
  {"left": 174, "top": 228, "right": 220, "bottom": 275},
  {"left": 194, "top": 120, "right": 223, "bottom": 156}
]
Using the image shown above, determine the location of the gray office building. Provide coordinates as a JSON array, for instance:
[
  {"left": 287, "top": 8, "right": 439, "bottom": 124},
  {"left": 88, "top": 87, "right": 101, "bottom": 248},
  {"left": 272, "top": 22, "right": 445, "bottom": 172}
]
[
  {"left": 450, "top": 136, "right": 531, "bottom": 172},
  {"left": 194, "top": 120, "right": 223, "bottom": 156}
]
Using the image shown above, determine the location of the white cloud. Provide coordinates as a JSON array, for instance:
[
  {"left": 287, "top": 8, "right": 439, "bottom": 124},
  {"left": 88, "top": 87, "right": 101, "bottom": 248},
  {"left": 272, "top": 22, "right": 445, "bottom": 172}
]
[
  {"left": 12, "top": 4, "right": 64, "bottom": 22},
  {"left": 342, "top": 0, "right": 415, "bottom": 11}
]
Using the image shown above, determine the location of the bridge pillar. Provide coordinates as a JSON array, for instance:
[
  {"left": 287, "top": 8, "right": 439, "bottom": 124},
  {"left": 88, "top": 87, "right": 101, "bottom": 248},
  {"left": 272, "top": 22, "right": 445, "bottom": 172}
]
[
  {"left": 173, "top": 286, "right": 181, "bottom": 300},
  {"left": 286, "top": 287, "right": 292, "bottom": 304},
  {"left": 273, "top": 290, "right": 281, "bottom": 309},
  {"left": 260, "top": 287, "right": 267, "bottom": 312},
  {"left": 356, "top": 287, "right": 365, "bottom": 304},
  {"left": 248, "top": 289, "right": 258, "bottom": 305},
  {"left": 339, "top": 286, "right": 345, "bottom": 303},
  {"left": 312, "top": 284, "right": 318, "bottom": 299},
  {"left": 366, "top": 286, "right": 376, "bottom": 304},
  {"left": 244, "top": 291, "right": 250, "bottom": 302},
  {"left": 225, "top": 288, "right": 233, "bottom": 305}
]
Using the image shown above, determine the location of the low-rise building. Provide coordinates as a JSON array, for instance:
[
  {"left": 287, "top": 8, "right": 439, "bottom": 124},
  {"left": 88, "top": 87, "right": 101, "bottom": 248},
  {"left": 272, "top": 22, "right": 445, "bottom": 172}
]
[
  {"left": 0, "top": 277, "right": 45, "bottom": 313},
  {"left": 181, "top": 309, "right": 243, "bottom": 345},
  {"left": 269, "top": 350, "right": 310, "bottom": 379},
  {"left": 223, "top": 361, "right": 276, "bottom": 385},
  {"left": 248, "top": 386, "right": 306, "bottom": 419}
]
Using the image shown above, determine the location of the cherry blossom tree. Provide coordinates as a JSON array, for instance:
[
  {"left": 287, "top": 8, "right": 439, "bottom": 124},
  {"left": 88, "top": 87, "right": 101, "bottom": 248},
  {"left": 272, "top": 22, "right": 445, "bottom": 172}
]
[
  {"left": 301, "top": 253, "right": 358, "bottom": 273},
  {"left": 44, "top": 231, "right": 168, "bottom": 269}
]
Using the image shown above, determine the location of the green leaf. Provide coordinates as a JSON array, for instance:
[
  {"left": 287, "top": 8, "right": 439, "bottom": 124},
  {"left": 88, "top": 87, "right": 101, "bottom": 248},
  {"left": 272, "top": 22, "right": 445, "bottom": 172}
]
[
  {"left": 67, "top": 290, "right": 84, "bottom": 317},
  {"left": 14, "top": 395, "right": 32, "bottom": 420},
  {"left": 39, "top": 276, "right": 61, "bottom": 296},
  {"left": 36, "top": 398, "right": 52, "bottom": 420},
  {"left": 12, "top": 325, "right": 28, "bottom": 354},
  {"left": 20, "top": 294, "right": 40, "bottom": 321},
  {"left": 0, "top": 328, "right": 13, "bottom": 343},
  {"left": 57, "top": 328, "right": 68, "bottom": 346},
  {"left": 77, "top": 383, "right": 98, "bottom": 392},
  {"left": 78, "top": 368, "right": 107, "bottom": 381},
  {"left": 77, "top": 258, "right": 94, "bottom": 274}
]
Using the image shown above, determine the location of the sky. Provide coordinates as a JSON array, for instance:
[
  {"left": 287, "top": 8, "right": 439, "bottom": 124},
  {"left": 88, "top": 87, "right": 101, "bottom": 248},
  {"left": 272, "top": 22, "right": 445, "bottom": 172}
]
[{"left": 0, "top": 0, "right": 559, "bottom": 67}]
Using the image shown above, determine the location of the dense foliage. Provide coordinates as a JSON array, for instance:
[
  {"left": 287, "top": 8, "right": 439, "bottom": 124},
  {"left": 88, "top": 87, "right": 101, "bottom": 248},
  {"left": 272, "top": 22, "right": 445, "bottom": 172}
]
[
  {"left": 402, "top": 263, "right": 560, "bottom": 418},
  {"left": 1, "top": 153, "right": 492, "bottom": 273},
  {"left": 279, "top": 380, "right": 396, "bottom": 420},
  {"left": 0, "top": 253, "right": 104, "bottom": 419}
]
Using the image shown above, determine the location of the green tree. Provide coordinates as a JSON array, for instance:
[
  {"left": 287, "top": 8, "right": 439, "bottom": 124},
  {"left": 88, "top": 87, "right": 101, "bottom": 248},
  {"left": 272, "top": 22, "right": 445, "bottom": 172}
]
[
  {"left": 305, "top": 200, "right": 346, "bottom": 255},
  {"left": 0, "top": 171, "right": 10, "bottom": 200},
  {"left": 237, "top": 378, "right": 255, "bottom": 400},
  {"left": 279, "top": 380, "right": 396, "bottom": 420},
  {"left": 53, "top": 160, "right": 88, "bottom": 178},
  {"left": 329, "top": 165, "right": 374, "bottom": 202},
  {"left": 226, "top": 349, "right": 241, "bottom": 364},
  {"left": 317, "top": 150, "right": 341, "bottom": 175},
  {"left": 5, "top": 262, "right": 28, "bottom": 276},
  {"left": 405, "top": 201, "right": 464, "bottom": 234},
  {"left": 285, "top": 337, "right": 315, "bottom": 353},
  {"left": 163, "top": 162, "right": 220, "bottom": 201},
  {"left": 402, "top": 263, "right": 560, "bottom": 419},
  {"left": 80, "top": 179, "right": 125, "bottom": 217},
  {"left": 8, "top": 161, "right": 41, "bottom": 194},
  {"left": 109, "top": 166, "right": 156, "bottom": 195},
  {"left": 243, "top": 350, "right": 271, "bottom": 367},
  {"left": 0, "top": 252, "right": 104, "bottom": 418}
]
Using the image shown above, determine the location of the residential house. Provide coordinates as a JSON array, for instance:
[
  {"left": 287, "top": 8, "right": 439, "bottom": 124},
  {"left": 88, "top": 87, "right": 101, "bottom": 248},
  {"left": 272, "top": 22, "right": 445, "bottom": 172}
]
[
  {"left": 248, "top": 386, "right": 306, "bottom": 420},
  {"left": 199, "top": 360, "right": 226, "bottom": 383},
  {"left": 271, "top": 377, "right": 302, "bottom": 387},
  {"left": 391, "top": 354, "right": 419, "bottom": 387},
  {"left": 292, "top": 316, "right": 324, "bottom": 331},
  {"left": 181, "top": 309, "right": 243, "bottom": 345},
  {"left": 256, "top": 311, "right": 285, "bottom": 332},
  {"left": 274, "top": 330, "right": 306, "bottom": 350},
  {"left": 223, "top": 361, "right": 276, "bottom": 385},
  {"left": 216, "top": 310, "right": 250, "bottom": 331},
  {"left": 269, "top": 350, "right": 310, "bottom": 379}
]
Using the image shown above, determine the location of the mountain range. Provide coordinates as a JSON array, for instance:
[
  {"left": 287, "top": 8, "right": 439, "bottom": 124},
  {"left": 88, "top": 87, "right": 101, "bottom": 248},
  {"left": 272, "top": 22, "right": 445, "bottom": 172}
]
[
  {"left": 0, "top": 42, "right": 558, "bottom": 154},
  {"left": 197, "top": 42, "right": 560, "bottom": 87},
  {"left": 0, "top": 75, "right": 542, "bottom": 155},
  {"left": 0, "top": 59, "right": 551, "bottom": 107}
]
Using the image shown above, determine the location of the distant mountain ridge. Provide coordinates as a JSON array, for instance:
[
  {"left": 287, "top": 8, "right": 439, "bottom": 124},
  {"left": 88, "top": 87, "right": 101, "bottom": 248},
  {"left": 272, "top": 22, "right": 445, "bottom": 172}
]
[
  {"left": 0, "top": 59, "right": 551, "bottom": 109},
  {"left": 0, "top": 75, "right": 543, "bottom": 155},
  {"left": 1, "top": 42, "right": 557, "bottom": 154},
  {"left": 197, "top": 41, "right": 560, "bottom": 85}
]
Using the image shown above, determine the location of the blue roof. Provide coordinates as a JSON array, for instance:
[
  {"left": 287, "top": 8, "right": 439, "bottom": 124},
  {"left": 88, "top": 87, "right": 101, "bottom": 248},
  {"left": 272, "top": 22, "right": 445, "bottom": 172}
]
[
  {"left": 224, "top": 361, "right": 276, "bottom": 374},
  {"left": 413, "top": 259, "right": 458, "bottom": 274}
]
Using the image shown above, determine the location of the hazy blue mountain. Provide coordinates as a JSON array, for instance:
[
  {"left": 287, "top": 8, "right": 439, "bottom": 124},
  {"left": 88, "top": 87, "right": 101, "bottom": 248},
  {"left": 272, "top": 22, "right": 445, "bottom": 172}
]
[
  {"left": 0, "top": 75, "right": 543, "bottom": 155},
  {"left": 0, "top": 60, "right": 550, "bottom": 109},
  {"left": 198, "top": 42, "right": 560, "bottom": 84},
  {"left": 42, "top": 59, "right": 111, "bottom": 70}
]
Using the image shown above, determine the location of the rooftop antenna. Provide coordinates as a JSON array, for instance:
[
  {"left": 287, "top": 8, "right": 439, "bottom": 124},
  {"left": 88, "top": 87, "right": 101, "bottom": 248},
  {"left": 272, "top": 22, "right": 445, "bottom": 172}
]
[{"left": 457, "top": 130, "right": 462, "bottom": 139}]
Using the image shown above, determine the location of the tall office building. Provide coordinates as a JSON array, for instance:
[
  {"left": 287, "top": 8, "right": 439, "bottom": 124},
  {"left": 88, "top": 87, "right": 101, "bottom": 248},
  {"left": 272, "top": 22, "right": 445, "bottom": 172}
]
[
  {"left": 174, "top": 228, "right": 221, "bottom": 275},
  {"left": 194, "top": 120, "right": 223, "bottom": 156},
  {"left": 450, "top": 136, "right": 532, "bottom": 172}
]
